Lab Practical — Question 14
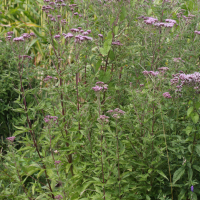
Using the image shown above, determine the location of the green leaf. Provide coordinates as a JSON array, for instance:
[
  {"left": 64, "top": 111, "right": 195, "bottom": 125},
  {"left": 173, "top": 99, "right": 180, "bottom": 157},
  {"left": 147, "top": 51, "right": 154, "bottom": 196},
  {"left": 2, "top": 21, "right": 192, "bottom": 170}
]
[
  {"left": 114, "top": 26, "right": 119, "bottom": 35},
  {"left": 146, "top": 195, "right": 151, "bottom": 200},
  {"left": 37, "top": 169, "right": 45, "bottom": 179},
  {"left": 157, "top": 170, "right": 169, "bottom": 181},
  {"left": 120, "top": 6, "right": 127, "bottom": 21},
  {"left": 195, "top": 144, "right": 200, "bottom": 156},
  {"left": 188, "top": 168, "right": 193, "bottom": 181},
  {"left": 193, "top": 165, "right": 200, "bottom": 172},
  {"left": 187, "top": 106, "right": 193, "bottom": 117},
  {"left": 148, "top": 9, "right": 152, "bottom": 15},
  {"left": 173, "top": 167, "right": 185, "bottom": 184},
  {"left": 185, "top": 126, "right": 192, "bottom": 135},
  {"left": 191, "top": 112, "right": 199, "bottom": 124}
]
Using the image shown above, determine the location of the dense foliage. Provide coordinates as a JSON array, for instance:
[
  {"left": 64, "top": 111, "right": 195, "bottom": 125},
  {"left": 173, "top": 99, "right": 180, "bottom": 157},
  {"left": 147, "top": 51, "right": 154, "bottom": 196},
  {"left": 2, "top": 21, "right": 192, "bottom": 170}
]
[{"left": 1, "top": 0, "right": 200, "bottom": 199}]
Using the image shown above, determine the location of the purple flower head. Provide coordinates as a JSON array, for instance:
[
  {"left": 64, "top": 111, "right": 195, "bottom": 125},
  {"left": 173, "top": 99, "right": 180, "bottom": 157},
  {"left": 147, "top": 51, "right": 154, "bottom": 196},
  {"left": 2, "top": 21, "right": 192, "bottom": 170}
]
[
  {"left": 144, "top": 17, "right": 158, "bottom": 24},
  {"left": 83, "top": 31, "right": 89, "bottom": 35},
  {"left": 7, "top": 31, "right": 14, "bottom": 36},
  {"left": 165, "top": 19, "right": 176, "bottom": 24},
  {"left": 158, "top": 67, "right": 169, "bottom": 71},
  {"left": 13, "top": 36, "right": 24, "bottom": 42},
  {"left": 55, "top": 160, "right": 61, "bottom": 164},
  {"left": 87, "top": 30, "right": 91, "bottom": 33},
  {"left": 6, "top": 136, "right": 16, "bottom": 142},
  {"left": 74, "top": 12, "right": 78, "bottom": 15},
  {"left": 92, "top": 85, "right": 103, "bottom": 92},
  {"left": 107, "top": 110, "right": 113, "bottom": 113},
  {"left": 22, "top": 33, "right": 30, "bottom": 39},
  {"left": 44, "top": 115, "right": 58, "bottom": 123},
  {"left": 140, "top": 84, "right": 144, "bottom": 87},
  {"left": 79, "top": 14, "right": 82, "bottom": 17},
  {"left": 42, "top": 5, "right": 46, "bottom": 10},
  {"left": 78, "top": 27, "right": 82, "bottom": 30},
  {"left": 194, "top": 31, "right": 200, "bottom": 35},
  {"left": 98, "top": 115, "right": 109, "bottom": 123},
  {"left": 57, "top": 15, "right": 61, "bottom": 18},
  {"left": 142, "top": 70, "right": 159, "bottom": 76},
  {"left": 61, "top": 3, "right": 66, "bottom": 6},
  {"left": 82, "top": 36, "right": 93, "bottom": 41},
  {"left": 96, "top": 81, "right": 104, "bottom": 86},
  {"left": 6, "top": 36, "right": 12, "bottom": 40},
  {"left": 70, "top": 28, "right": 79, "bottom": 33},
  {"left": 164, "top": 23, "right": 175, "bottom": 28},
  {"left": 30, "top": 32, "right": 36, "bottom": 37},
  {"left": 64, "top": 33, "right": 74, "bottom": 38},
  {"left": 55, "top": 195, "right": 63, "bottom": 199},
  {"left": 112, "top": 41, "right": 123, "bottom": 46},
  {"left": 173, "top": 57, "right": 184, "bottom": 62},
  {"left": 163, "top": 92, "right": 172, "bottom": 98},
  {"left": 61, "top": 19, "right": 67, "bottom": 24},
  {"left": 191, "top": 185, "right": 194, "bottom": 192},
  {"left": 113, "top": 114, "right": 120, "bottom": 119},
  {"left": 54, "top": 35, "right": 60, "bottom": 39},
  {"left": 98, "top": 34, "right": 103, "bottom": 38}
]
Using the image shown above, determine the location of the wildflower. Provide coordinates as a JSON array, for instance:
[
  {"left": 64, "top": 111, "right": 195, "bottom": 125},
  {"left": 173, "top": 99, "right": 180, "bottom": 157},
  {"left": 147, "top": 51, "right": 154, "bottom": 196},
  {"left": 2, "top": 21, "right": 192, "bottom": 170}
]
[
  {"left": 54, "top": 150, "right": 59, "bottom": 153},
  {"left": 13, "top": 36, "right": 24, "bottom": 42},
  {"left": 61, "top": 19, "right": 66, "bottom": 24},
  {"left": 194, "top": 31, "right": 200, "bottom": 35},
  {"left": 55, "top": 160, "right": 61, "bottom": 164},
  {"left": 142, "top": 70, "right": 159, "bottom": 76},
  {"left": 57, "top": 15, "right": 61, "bottom": 18},
  {"left": 54, "top": 35, "right": 60, "bottom": 39},
  {"left": 92, "top": 85, "right": 103, "bottom": 92},
  {"left": 112, "top": 41, "right": 123, "bottom": 46},
  {"left": 6, "top": 36, "right": 12, "bottom": 40},
  {"left": 70, "top": 28, "right": 79, "bottom": 33},
  {"left": 98, "top": 34, "right": 103, "bottom": 38},
  {"left": 55, "top": 195, "right": 63, "bottom": 199},
  {"left": 6, "top": 136, "right": 16, "bottom": 142},
  {"left": 98, "top": 115, "right": 109, "bottom": 123},
  {"left": 140, "top": 84, "right": 144, "bottom": 87},
  {"left": 7, "top": 31, "right": 14, "bottom": 35},
  {"left": 165, "top": 19, "right": 176, "bottom": 24},
  {"left": 87, "top": 30, "right": 91, "bottom": 33},
  {"left": 74, "top": 12, "right": 78, "bottom": 15},
  {"left": 163, "top": 92, "right": 172, "bottom": 98},
  {"left": 64, "top": 33, "right": 74, "bottom": 38},
  {"left": 191, "top": 185, "right": 194, "bottom": 192},
  {"left": 30, "top": 32, "right": 36, "bottom": 37}
]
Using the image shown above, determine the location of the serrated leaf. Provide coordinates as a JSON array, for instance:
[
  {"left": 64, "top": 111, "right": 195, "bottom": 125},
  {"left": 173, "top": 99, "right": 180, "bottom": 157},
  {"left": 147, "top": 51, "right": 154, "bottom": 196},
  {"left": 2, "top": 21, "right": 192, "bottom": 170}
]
[
  {"left": 120, "top": 6, "right": 127, "bottom": 21},
  {"left": 173, "top": 167, "right": 185, "bottom": 184},
  {"left": 37, "top": 169, "right": 45, "bottom": 179},
  {"left": 191, "top": 112, "right": 199, "bottom": 124},
  {"left": 157, "top": 170, "right": 169, "bottom": 181},
  {"left": 187, "top": 106, "right": 193, "bottom": 117},
  {"left": 195, "top": 144, "right": 200, "bottom": 156},
  {"left": 185, "top": 126, "right": 192, "bottom": 135},
  {"left": 193, "top": 165, "right": 200, "bottom": 172},
  {"left": 188, "top": 168, "right": 193, "bottom": 181}
]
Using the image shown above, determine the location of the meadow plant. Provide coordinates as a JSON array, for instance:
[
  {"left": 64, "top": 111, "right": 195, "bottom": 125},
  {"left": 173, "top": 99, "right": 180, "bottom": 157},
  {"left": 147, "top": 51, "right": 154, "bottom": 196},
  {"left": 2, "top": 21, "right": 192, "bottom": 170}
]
[{"left": 1, "top": 0, "right": 200, "bottom": 199}]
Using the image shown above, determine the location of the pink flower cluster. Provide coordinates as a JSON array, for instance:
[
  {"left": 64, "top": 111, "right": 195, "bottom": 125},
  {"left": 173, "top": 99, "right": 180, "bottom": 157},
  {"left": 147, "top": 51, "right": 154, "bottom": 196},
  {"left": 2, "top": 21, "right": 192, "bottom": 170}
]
[
  {"left": 98, "top": 115, "right": 109, "bottom": 123},
  {"left": 55, "top": 194, "right": 63, "bottom": 199},
  {"left": 171, "top": 72, "right": 200, "bottom": 93},
  {"left": 92, "top": 82, "right": 108, "bottom": 92},
  {"left": 140, "top": 16, "right": 177, "bottom": 28},
  {"left": 142, "top": 70, "right": 159, "bottom": 76},
  {"left": 6, "top": 136, "right": 16, "bottom": 142},
  {"left": 55, "top": 195, "right": 63, "bottom": 199},
  {"left": 44, "top": 115, "right": 58, "bottom": 123},
  {"left": 44, "top": 75, "right": 57, "bottom": 82},
  {"left": 163, "top": 92, "right": 172, "bottom": 98},
  {"left": 55, "top": 160, "right": 61, "bottom": 164},
  {"left": 107, "top": 108, "right": 125, "bottom": 119},
  {"left": 56, "top": 28, "right": 93, "bottom": 43},
  {"left": 173, "top": 57, "right": 184, "bottom": 62},
  {"left": 11, "top": 32, "right": 35, "bottom": 42},
  {"left": 112, "top": 41, "right": 123, "bottom": 46}
]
